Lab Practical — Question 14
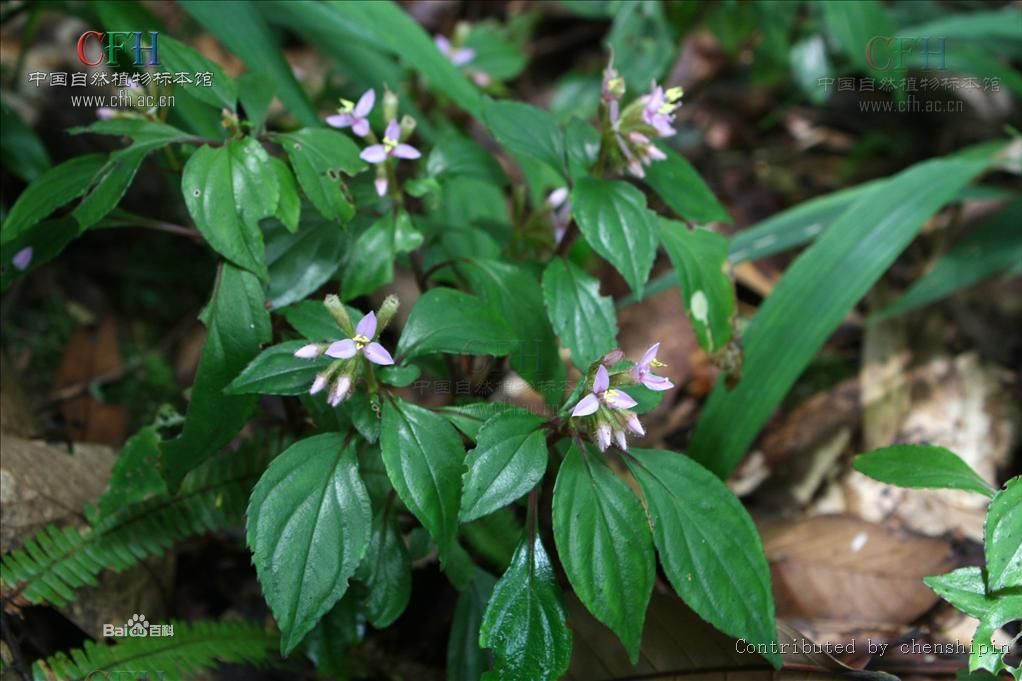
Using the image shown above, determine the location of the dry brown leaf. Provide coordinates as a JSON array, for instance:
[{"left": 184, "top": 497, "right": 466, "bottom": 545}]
[{"left": 761, "top": 516, "right": 955, "bottom": 629}]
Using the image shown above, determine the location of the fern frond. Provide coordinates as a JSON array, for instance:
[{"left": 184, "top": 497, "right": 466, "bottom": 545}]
[
  {"left": 1, "top": 449, "right": 266, "bottom": 607},
  {"left": 32, "top": 618, "right": 277, "bottom": 681}
]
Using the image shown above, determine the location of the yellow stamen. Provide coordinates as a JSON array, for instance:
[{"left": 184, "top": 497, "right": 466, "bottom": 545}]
[
  {"left": 650, "top": 358, "right": 668, "bottom": 369},
  {"left": 657, "top": 102, "right": 676, "bottom": 115},
  {"left": 354, "top": 334, "right": 370, "bottom": 349},
  {"left": 604, "top": 389, "right": 620, "bottom": 400},
  {"left": 383, "top": 136, "right": 398, "bottom": 151},
  {"left": 338, "top": 98, "right": 355, "bottom": 114},
  {"left": 666, "top": 86, "right": 684, "bottom": 102}
]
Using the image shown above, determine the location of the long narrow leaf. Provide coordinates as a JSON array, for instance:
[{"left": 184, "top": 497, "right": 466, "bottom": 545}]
[{"left": 689, "top": 143, "right": 1008, "bottom": 478}]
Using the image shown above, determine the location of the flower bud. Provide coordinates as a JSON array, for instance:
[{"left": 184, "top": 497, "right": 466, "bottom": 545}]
[
  {"left": 328, "top": 375, "right": 353, "bottom": 407},
  {"left": 294, "top": 343, "right": 325, "bottom": 359},
  {"left": 309, "top": 373, "right": 329, "bottom": 395},
  {"left": 614, "top": 429, "right": 628, "bottom": 451},
  {"left": 601, "top": 349, "right": 624, "bottom": 366},
  {"left": 399, "top": 114, "right": 417, "bottom": 142},
  {"left": 623, "top": 412, "right": 645, "bottom": 436},
  {"left": 382, "top": 89, "right": 399, "bottom": 124},
  {"left": 595, "top": 424, "right": 612, "bottom": 452},
  {"left": 376, "top": 294, "right": 400, "bottom": 335},
  {"left": 324, "top": 294, "right": 355, "bottom": 336}
]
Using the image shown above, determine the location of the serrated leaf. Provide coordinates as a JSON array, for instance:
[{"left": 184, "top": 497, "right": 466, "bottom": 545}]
[
  {"left": 265, "top": 212, "right": 345, "bottom": 309},
  {"left": 97, "top": 425, "right": 167, "bottom": 519},
  {"left": 396, "top": 288, "right": 515, "bottom": 360},
  {"left": 483, "top": 100, "right": 565, "bottom": 177},
  {"left": 644, "top": 145, "right": 732, "bottom": 225},
  {"left": 438, "top": 402, "right": 523, "bottom": 441},
  {"left": 573, "top": 177, "right": 658, "bottom": 296},
  {"left": 924, "top": 567, "right": 994, "bottom": 619},
  {"left": 357, "top": 508, "right": 412, "bottom": 628},
  {"left": 689, "top": 146, "right": 1006, "bottom": 479},
  {"left": 227, "top": 340, "right": 329, "bottom": 396},
  {"left": 853, "top": 444, "right": 995, "bottom": 498},
  {"left": 273, "top": 128, "right": 365, "bottom": 223},
  {"left": 182, "top": 139, "right": 279, "bottom": 280},
  {"left": 552, "top": 444, "right": 654, "bottom": 662},
  {"left": 269, "top": 158, "right": 301, "bottom": 233},
  {"left": 281, "top": 299, "right": 353, "bottom": 341},
  {"left": 247, "top": 433, "right": 371, "bottom": 655},
  {"left": 160, "top": 264, "right": 270, "bottom": 490},
  {"left": 238, "top": 71, "right": 277, "bottom": 133},
  {"left": 459, "top": 259, "right": 565, "bottom": 405},
  {"left": 380, "top": 397, "right": 464, "bottom": 561},
  {"left": 160, "top": 35, "right": 238, "bottom": 110},
  {"left": 341, "top": 214, "right": 399, "bottom": 301},
  {"left": 985, "top": 477, "right": 1021, "bottom": 591},
  {"left": 428, "top": 132, "right": 507, "bottom": 185},
  {"left": 480, "top": 536, "right": 572, "bottom": 681},
  {"left": 449, "top": 570, "right": 497, "bottom": 681},
  {"left": 658, "top": 221, "right": 736, "bottom": 353},
  {"left": 460, "top": 412, "right": 547, "bottom": 523},
  {"left": 542, "top": 257, "right": 618, "bottom": 369},
  {"left": 564, "top": 117, "right": 600, "bottom": 181},
  {"left": 622, "top": 448, "right": 781, "bottom": 669},
  {"left": 1, "top": 154, "right": 105, "bottom": 244}
]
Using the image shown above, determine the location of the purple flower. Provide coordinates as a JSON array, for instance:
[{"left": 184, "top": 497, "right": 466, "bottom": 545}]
[
  {"left": 360, "top": 119, "right": 421, "bottom": 165},
  {"left": 325, "top": 311, "right": 394, "bottom": 366},
  {"left": 631, "top": 343, "right": 673, "bottom": 391},
  {"left": 327, "top": 375, "right": 352, "bottom": 407},
  {"left": 326, "top": 89, "right": 375, "bottom": 137},
  {"left": 571, "top": 365, "right": 637, "bottom": 417},
  {"left": 12, "top": 247, "right": 33, "bottom": 271},
  {"left": 641, "top": 83, "right": 683, "bottom": 138},
  {"left": 96, "top": 107, "right": 117, "bottom": 120},
  {"left": 435, "top": 35, "right": 476, "bottom": 67}
]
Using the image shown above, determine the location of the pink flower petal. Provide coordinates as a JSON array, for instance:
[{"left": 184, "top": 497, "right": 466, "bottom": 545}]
[
  {"left": 393, "top": 144, "right": 421, "bottom": 160},
  {"left": 571, "top": 393, "right": 600, "bottom": 417},
  {"left": 452, "top": 47, "right": 475, "bottom": 66},
  {"left": 593, "top": 365, "right": 610, "bottom": 393},
  {"left": 624, "top": 412, "right": 645, "bottom": 436},
  {"left": 614, "top": 430, "right": 628, "bottom": 451},
  {"left": 374, "top": 177, "right": 388, "bottom": 196},
  {"left": 354, "top": 89, "right": 376, "bottom": 117},
  {"left": 604, "top": 389, "right": 637, "bottom": 410},
  {"left": 293, "top": 343, "right": 324, "bottom": 359},
  {"left": 326, "top": 338, "right": 357, "bottom": 359},
  {"left": 351, "top": 118, "right": 370, "bottom": 137},
  {"left": 12, "top": 247, "right": 33, "bottom": 271},
  {"left": 596, "top": 424, "right": 612, "bottom": 451},
  {"left": 310, "top": 374, "right": 328, "bottom": 395},
  {"left": 384, "top": 118, "right": 400, "bottom": 142},
  {"left": 364, "top": 342, "right": 394, "bottom": 366},
  {"left": 434, "top": 35, "right": 452, "bottom": 56},
  {"left": 328, "top": 376, "right": 351, "bottom": 407},
  {"left": 326, "top": 113, "right": 353, "bottom": 128},
  {"left": 360, "top": 145, "right": 387, "bottom": 164},
  {"left": 642, "top": 375, "right": 674, "bottom": 392},
  {"left": 356, "top": 311, "right": 377, "bottom": 339},
  {"left": 639, "top": 343, "right": 660, "bottom": 369}
]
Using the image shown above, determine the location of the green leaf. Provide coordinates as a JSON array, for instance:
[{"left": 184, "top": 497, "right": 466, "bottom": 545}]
[
  {"left": 480, "top": 536, "right": 572, "bottom": 681},
  {"left": 689, "top": 146, "right": 1006, "bottom": 479},
  {"left": 295, "top": 0, "right": 483, "bottom": 117},
  {"left": 820, "top": 0, "right": 898, "bottom": 82},
  {"left": 606, "top": 0, "right": 675, "bottom": 89},
  {"left": 73, "top": 146, "right": 150, "bottom": 230},
  {"left": 439, "top": 402, "right": 524, "bottom": 441},
  {"left": 463, "top": 24, "right": 527, "bottom": 81},
  {"left": 985, "top": 477, "right": 1021, "bottom": 591},
  {"left": 342, "top": 214, "right": 400, "bottom": 301},
  {"left": 658, "top": 221, "right": 736, "bottom": 353},
  {"left": 227, "top": 340, "right": 329, "bottom": 396},
  {"left": 622, "top": 448, "right": 781, "bottom": 669},
  {"left": 281, "top": 299, "right": 348, "bottom": 341},
  {"left": 542, "top": 258, "right": 618, "bottom": 370},
  {"left": 564, "top": 117, "right": 600, "bottom": 181},
  {"left": 0, "top": 218, "right": 80, "bottom": 290},
  {"left": 899, "top": 7, "right": 1022, "bottom": 40},
  {"left": 247, "top": 433, "right": 372, "bottom": 656},
  {"left": 159, "top": 35, "right": 238, "bottom": 110},
  {"left": 379, "top": 364, "right": 421, "bottom": 387},
  {"left": 302, "top": 596, "right": 365, "bottom": 678},
  {"left": 459, "top": 259, "right": 565, "bottom": 405},
  {"left": 269, "top": 158, "right": 301, "bottom": 233},
  {"left": 237, "top": 71, "right": 277, "bottom": 133},
  {"left": 182, "top": 0, "right": 319, "bottom": 126},
  {"left": 396, "top": 288, "right": 515, "bottom": 360},
  {"left": 924, "top": 567, "right": 995, "bottom": 619},
  {"left": 69, "top": 118, "right": 194, "bottom": 149},
  {"left": 1, "top": 154, "right": 105, "bottom": 245},
  {"left": 428, "top": 131, "right": 508, "bottom": 186},
  {"left": 644, "top": 145, "right": 732, "bottom": 225},
  {"left": 182, "top": 139, "right": 280, "bottom": 280},
  {"left": 357, "top": 508, "right": 412, "bottom": 628},
  {"left": 97, "top": 425, "right": 167, "bottom": 519},
  {"left": 160, "top": 264, "right": 271, "bottom": 491},
  {"left": 33, "top": 618, "right": 276, "bottom": 681},
  {"left": 853, "top": 444, "right": 995, "bottom": 498},
  {"left": 0, "top": 99, "right": 50, "bottom": 182},
  {"left": 573, "top": 177, "right": 658, "bottom": 296},
  {"left": 552, "top": 444, "right": 654, "bottom": 662},
  {"left": 877, "top": 199, "right": 1022, "bottom": 319},
  {"left": 265, "top": 212, "right": 345, "bottom": 309},
  {"left": 273, "top": 128, "right": 364, "bottom": 223},
  {"left": 380, "top": 397, "right": 465, "bottom": 561},
  {"left": 448, "top": 570, "right": 496, "bottom": 681},
  {"left": 460, "top": 412, "right": 547, "bottom": 523},
  {"left": 483, "top": 100, "right": 565, "bottom": 177}
]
